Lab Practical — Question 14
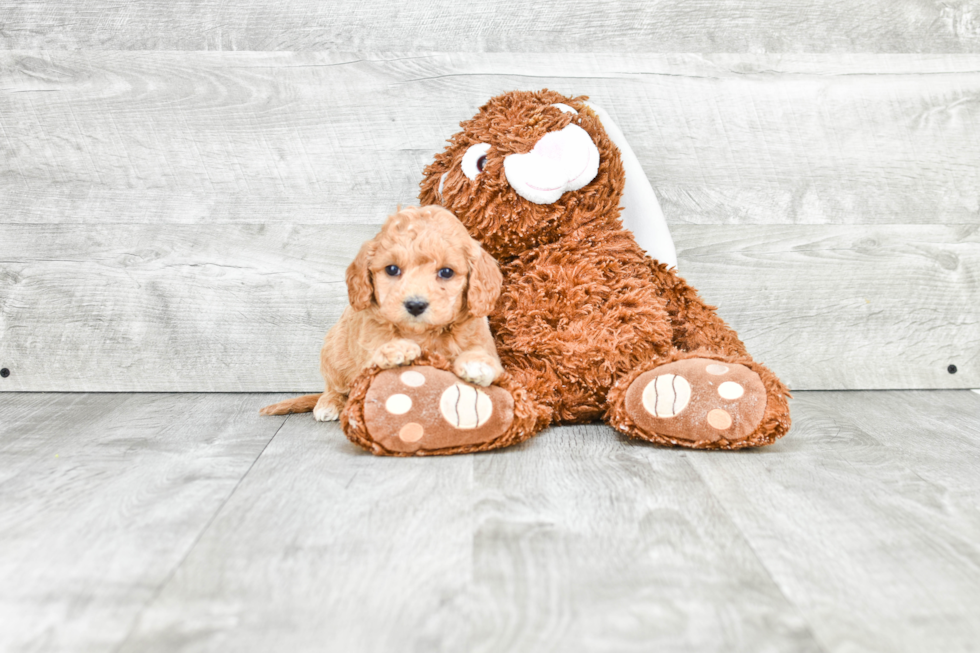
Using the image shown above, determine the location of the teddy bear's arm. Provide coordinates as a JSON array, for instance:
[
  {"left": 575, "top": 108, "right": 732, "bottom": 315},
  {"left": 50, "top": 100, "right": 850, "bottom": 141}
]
[{"left": 652, "top": 263, "right": 751, "bottom": 358}]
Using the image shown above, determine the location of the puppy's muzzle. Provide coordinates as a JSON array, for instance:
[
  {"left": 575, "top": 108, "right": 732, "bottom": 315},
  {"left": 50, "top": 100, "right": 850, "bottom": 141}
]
[{"left": 404, "top": 298, "right": 429, "bottom": 317}]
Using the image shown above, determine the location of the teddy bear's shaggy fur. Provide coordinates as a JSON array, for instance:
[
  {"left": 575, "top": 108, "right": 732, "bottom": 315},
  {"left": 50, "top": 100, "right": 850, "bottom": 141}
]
[{"left": 342, "top": 90, "right": 791, "bottom": 454}]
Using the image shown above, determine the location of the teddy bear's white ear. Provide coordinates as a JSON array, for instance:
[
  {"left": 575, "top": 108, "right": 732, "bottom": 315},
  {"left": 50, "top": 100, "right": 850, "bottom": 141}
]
[{"left": 585, "top": 103, "right": 678, "bottom": 270}]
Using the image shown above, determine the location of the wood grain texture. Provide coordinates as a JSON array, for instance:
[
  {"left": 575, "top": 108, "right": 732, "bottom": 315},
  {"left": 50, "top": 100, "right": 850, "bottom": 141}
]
[
  {"left": 0, "top": 223, "right": 976, "bottom": 391},
  {"left": 685, "top": 390, "right": 980, "bottom": 652},
  {"left": 117, "top": 418, "right": 821, "bottom": 653},
  {"left": 0, "top": 223, "right": 374, "bottom": 392},
  {"left": 678, "top": 224, "right": 980, "bottom": 390},
  {"left": 1, "top": 390, "right": 977, "bottom": 651},
  {"left": 3, "top": 0, "right": 980, "bottom": 52},
  {"left": 116, "top": 413, "right": 484, "bottom": 653},
  {"left": 0, "top": 390, "right": 965, "bottom": 652},
  {"left": 821, "top": 390, "right": 980, "bottom": 493},
  {"left": 2, "top": 53, "right": 979, "bottom": 226},
  {"left": 447, "top": 425, "right": 820, "bottom": 652},
  {"left": 0, "top": 392, "right": 286, "bottom": 653},
  {"left": 2, "top": 53, "right": 977, "bottom": 391}
]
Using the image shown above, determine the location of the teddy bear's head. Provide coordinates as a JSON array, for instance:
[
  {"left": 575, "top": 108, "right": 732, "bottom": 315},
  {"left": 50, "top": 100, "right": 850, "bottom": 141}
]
[{"left": 419, "top": 90, "right": 626, "bottom": 262}]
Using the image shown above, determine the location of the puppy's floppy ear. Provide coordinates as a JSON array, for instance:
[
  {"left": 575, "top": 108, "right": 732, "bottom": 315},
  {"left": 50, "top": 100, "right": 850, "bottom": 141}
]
[
  {"left": 465, "top": 240, "right": 503, "bottom": 317},
  {"left": 346, "top": 239, "right": 376, "bottom": 311}
]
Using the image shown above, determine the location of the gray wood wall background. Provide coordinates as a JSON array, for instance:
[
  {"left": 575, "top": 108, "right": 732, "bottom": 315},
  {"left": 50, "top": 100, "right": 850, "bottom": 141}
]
[{"left": 1, "top": 2, "right": 978, "bottom": 392}]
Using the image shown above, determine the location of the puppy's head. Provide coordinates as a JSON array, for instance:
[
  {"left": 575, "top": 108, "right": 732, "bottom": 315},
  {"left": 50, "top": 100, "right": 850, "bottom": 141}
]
[{"left": 346, "top": 206, "right": 502, "bottom": 331}]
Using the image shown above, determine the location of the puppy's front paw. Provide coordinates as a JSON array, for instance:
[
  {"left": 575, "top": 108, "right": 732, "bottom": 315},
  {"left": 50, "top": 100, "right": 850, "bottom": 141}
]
[
  {"left": 313, "top": 405, "right": 340, "bottom": 422},
  {"left": 372, "top": 340, "right": 422, "bottom": 369},
  {"left": 455, "top": 360, "right": 498, "bottom": 387},
  {"left": 313, "top": 394, "right": 343, "bottom": 422}
]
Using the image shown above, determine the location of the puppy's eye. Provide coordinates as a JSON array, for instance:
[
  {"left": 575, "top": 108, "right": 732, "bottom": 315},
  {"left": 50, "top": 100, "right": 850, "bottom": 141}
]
[
  {"left": 384, "top": 265, "right": 401, "bottom": 277},
  {"left": 461, "top": 143, "right": 491, "bottom": 180},
  {"left": 437, "top": 268, "right": 455, "bottom": 280}
]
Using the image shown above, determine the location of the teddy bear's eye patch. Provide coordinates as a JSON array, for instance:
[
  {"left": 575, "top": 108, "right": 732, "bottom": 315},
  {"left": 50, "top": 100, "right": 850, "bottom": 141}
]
[{"left": 461, "top": 143, "right": 491, "bottom": 180}]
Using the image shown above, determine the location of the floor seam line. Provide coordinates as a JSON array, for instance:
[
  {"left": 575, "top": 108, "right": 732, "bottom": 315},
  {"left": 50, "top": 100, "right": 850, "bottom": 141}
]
[
  {"left": 110, "top": 413, "right": 290, "bottom": 653},
  {"left": 684, "top": 455, "right": 831, "bottom": 653}
]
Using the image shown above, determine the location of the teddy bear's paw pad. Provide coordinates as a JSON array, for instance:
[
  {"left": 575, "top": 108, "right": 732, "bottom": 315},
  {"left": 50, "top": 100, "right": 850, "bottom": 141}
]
[
  {"left": 624, "top": 359, "right": 767, "bottom": 445},
  {"left": 362, "top": 366, "right": 515, "bottom": 454}
]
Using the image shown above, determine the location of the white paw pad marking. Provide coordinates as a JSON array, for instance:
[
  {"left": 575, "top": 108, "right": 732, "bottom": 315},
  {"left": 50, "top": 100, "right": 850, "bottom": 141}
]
[
  {"left": 400, "top": 371, "right": 426, "bottom": 387},
  {"left": 440, "top": 383, "right": 493, "bottom": 429},
  {"left": 642, "top": 374, "right": 691, "bottom": 418},
  {"left": 706, "top": 364, "right": 729, "bottom": 376},
  {"left": 385, "top": 394, "right": 413, "bottom": 415},
  {"left": 718, "top": 381, "right": 744, "bottom": 399}
]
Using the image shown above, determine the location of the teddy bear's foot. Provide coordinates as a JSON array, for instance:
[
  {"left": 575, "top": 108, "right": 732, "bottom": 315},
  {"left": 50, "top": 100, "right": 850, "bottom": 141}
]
[
  {"left": 341, "top": 353, "right": 547, "bottom": 456},
  {"left": 360, "top": 366, "right": 515, "bottom": 454},
  {"left": 615, "top": 357, "right": 784, "bottom": 449}
]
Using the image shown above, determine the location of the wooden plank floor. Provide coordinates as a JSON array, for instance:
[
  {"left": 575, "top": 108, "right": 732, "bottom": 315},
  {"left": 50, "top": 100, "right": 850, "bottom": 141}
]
[{"left": 2, "top": 391, "right": 979, "bottom": 652}]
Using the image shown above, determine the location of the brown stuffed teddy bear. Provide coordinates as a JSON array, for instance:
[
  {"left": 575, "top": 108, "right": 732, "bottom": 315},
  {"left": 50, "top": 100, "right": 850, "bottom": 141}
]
[{"left": 342, "top": 90, "right": 791, "bottom": 455}]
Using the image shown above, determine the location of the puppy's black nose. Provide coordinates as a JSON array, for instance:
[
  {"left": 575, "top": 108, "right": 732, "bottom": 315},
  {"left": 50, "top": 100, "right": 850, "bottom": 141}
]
[{"left": 404, "top": 299, "right": 429, "bottom": 317}]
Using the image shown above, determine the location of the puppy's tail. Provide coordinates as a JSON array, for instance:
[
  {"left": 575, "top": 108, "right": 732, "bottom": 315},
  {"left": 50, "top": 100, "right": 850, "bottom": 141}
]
[{"left": 259, "top": 393, "right": 321, "bottom": 416}]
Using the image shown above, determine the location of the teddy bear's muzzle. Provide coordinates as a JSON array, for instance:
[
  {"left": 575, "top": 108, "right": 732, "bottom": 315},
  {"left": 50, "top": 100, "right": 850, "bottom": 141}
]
[{"left": 503, "top": 123, "right": 600, "bottom": 204}]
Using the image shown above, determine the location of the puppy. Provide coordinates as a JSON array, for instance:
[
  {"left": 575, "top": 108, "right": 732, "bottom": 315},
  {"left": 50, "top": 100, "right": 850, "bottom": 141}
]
[{"left": 260, "top": 206, "right": 504, "bottom": 421}]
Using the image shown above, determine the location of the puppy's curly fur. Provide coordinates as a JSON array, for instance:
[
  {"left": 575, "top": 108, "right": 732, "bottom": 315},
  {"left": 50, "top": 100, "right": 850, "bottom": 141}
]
[{"left": 260, "top": 206, "right": 504, "bottom": 420}]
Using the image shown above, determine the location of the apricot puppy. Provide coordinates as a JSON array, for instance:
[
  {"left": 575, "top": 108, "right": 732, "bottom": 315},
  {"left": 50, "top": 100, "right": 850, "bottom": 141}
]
[{"left": 260, "top": 206, "right": 504, "bottom": 421}]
